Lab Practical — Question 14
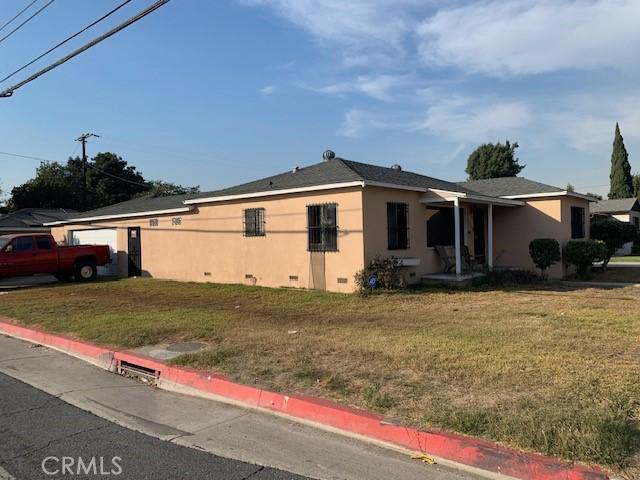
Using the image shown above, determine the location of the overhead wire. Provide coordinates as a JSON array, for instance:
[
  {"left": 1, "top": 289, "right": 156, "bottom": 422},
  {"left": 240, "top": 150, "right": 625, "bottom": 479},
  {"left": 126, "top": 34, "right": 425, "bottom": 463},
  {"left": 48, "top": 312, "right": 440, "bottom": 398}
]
[
  {"left": 0, "top": 0, "right": 171, "bottom": 97},
  {"left": 0, "top": 0, "right": 56, "bottom": 45},
  {"left": 0, "top": 0, "right": 134, "bottom": 85},
  {"left": 0, "top": 0, "right": 39, "bottom": 34}
]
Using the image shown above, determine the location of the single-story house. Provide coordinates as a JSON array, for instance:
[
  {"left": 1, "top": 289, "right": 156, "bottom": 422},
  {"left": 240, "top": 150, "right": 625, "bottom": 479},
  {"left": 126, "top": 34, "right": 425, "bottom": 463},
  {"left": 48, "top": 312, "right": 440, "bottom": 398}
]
[
  {"left": 590, "top": 198, "right": 640, "bottom": 255},
  {"left": 0, "top": 208, "right": 76, "bottom": 234},
  {"left": 48, "top": 153, "right": 594, "bottom": 292}
]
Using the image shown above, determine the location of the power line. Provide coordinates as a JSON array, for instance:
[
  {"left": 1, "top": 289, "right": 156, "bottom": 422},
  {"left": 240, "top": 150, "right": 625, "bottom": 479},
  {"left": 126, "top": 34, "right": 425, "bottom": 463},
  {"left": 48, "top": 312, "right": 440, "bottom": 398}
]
[
  {"left": 0, "top": 0, "right": 171, "bottom": 98},
  {"left": 0, "top": 0, "right": 55, "bottom": 46},
  {"left": 0, "top": 0, "right": 39, "bottom": 34},
  {"left": 0, "top": 0, "right": 133, "bottom": 85},
  {"left": 0, "top": 150, "right": 54, "bottom": 162}
]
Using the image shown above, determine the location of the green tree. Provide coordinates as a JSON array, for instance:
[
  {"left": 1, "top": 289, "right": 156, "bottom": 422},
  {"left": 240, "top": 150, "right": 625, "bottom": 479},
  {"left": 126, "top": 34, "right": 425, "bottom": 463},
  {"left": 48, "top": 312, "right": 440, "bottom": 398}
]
[
  {"left": 466, "top": 140, "right": 525, "bottom": 180},
  {"left": 608, "top": 123, "right": 633, "bottom": 199},
  {"left": 140, "top": 181, "right": 200, "bottom": 198},
  {"left": 8, "top": 152, "right": 199, "bottom": 211},
  {"left": 591, "top": 219, "right": 638, "bottom": 268},
  {"left": 633, "top": 174, "right": 640, "bottom": 198},
  {"left": 585, "top": 192, "right": 603, "bottom": 201}
]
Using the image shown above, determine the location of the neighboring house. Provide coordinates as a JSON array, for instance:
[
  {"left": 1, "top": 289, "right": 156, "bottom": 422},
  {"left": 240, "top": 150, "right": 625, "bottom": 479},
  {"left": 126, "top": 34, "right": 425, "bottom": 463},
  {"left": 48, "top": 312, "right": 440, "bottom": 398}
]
[
  {"left": 0, "top": 208, "right": 76, "bottom": 234},
  {"left": 590, "top": 198, "right": 640, "bottom": 255},
  {"left": 47, "top": 154, "right": 593, "bottom": 292}
]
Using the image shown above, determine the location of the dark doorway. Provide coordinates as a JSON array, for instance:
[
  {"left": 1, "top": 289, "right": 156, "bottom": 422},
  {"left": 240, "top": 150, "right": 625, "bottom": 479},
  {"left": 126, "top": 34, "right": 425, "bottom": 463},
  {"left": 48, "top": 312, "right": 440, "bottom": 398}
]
[
  {"left": 127, "top": 227, "right": 142, "bottom": 277},
  {"left": 473, "top": 208, "right": 486, "bottom": 260}
]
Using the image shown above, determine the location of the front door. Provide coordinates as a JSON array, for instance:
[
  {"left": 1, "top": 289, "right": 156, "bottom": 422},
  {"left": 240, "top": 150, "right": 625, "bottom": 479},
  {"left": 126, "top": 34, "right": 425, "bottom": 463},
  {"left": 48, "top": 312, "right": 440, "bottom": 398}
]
[
  {"left": 127, "top": 227, "right": 142, "bottom": 277},
  {"left": 473, "top": 208, "right": 486, "bottom": 260}
]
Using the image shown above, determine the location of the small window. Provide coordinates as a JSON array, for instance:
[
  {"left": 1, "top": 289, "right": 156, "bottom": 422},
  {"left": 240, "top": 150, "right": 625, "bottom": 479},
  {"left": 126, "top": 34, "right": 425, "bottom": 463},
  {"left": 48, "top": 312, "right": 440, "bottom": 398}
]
[
  {"left": 244, "top": 208, "right": 265, "bottom": 236},
  {"left": 387, "top": 203, "right": 409, "bottom": 250},
  {"left": 307, "top": 204, "right": 337, "bottom": 252},
  {"left": 13, "top": 236, "right": 34, "bottom": 252},
  {"left": 571, "top": 206, "right": 585, "bottom": 239},
  {"left": 36, "top": 236, "right": 53, "bottom": 250}
]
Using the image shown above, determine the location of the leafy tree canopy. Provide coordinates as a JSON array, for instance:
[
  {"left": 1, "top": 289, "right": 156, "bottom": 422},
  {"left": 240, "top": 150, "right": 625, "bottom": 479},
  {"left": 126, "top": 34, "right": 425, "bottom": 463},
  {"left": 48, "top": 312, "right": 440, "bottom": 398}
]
[
  {"left": 8, "top": 152, "right": 199, "bottom": 212},
  {"left": 608, "top": 123, "right": 633, "bottom": 199},
  {"left": 466, "top": 140, "right": 525, "bottom": 180},
  {"left": 633, "top": 174, "right": 640, "bottom": 199},
  {"left": 591, "top": 218, "right": 638, "bottom": 268}
]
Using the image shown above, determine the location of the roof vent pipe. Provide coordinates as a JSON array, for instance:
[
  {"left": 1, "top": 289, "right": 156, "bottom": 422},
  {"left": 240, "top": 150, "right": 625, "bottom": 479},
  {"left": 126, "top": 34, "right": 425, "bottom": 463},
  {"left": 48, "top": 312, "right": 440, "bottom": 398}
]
[
  {"left": 291, "top": 166, "right": 300, "bottom": 173},
  {"left": 323, "top": 150, "right": 336, "bottom": 161},
  {"left": 391, "top": 164, "right": 402, "bottom": 171}
]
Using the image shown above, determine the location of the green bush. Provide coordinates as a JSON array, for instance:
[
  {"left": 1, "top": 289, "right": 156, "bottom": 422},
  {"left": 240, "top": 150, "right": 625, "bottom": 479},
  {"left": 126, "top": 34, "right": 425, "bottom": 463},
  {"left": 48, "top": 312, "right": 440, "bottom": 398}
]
[
  {"left": 354, "top": 255, "right": 405, "bottom": 293},
  {"left": 632, "top": 244, "right": 640, "bottom": 255},
  {"left": 564, "top": 240, "right": 608, "bottom": 277},
  {"left": 591, "top": 219, "right": 638, "bottom": 267},
  {"left": 529, "top": 238, "right": 561, "bottom": 278}
]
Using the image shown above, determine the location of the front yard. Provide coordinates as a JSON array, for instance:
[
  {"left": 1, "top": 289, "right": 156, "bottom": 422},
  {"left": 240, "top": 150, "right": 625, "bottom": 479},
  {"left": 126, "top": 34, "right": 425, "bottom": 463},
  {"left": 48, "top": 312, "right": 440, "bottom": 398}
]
[{"left": 0, "top": 278, "right": 639, "bottom": 472}]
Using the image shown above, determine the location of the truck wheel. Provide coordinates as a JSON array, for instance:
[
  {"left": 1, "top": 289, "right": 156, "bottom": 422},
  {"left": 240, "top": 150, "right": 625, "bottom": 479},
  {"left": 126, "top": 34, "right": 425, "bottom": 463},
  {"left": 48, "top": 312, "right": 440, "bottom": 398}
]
[{"left": 76, "top": 262, "right": 97, "bottom": 281}]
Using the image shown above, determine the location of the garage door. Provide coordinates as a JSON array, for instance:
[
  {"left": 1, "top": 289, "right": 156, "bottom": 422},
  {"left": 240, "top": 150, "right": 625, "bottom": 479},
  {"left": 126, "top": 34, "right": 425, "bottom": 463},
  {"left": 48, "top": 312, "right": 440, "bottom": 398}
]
[{"left": 70, "top": 229, "right": 118, "bottom": 276}]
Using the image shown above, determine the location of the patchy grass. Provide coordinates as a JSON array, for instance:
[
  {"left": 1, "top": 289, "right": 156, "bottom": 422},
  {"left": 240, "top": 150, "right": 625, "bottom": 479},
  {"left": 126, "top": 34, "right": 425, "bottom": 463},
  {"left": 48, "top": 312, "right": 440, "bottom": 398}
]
[
  {"left": 611, "top": 256, "right": 640, "bottom": 263},
  {"left": 590, "top": 267, "right": 640, "bottom": 283},
  {"left": 1, "top": 278, "right": 639, "bottom": 471}
]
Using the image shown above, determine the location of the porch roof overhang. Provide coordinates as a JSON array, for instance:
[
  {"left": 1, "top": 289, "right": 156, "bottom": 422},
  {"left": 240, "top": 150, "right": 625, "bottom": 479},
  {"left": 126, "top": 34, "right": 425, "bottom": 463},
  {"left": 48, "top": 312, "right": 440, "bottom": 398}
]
[{"left": 420, "top": 189, "right": 525, "bottom": 207}]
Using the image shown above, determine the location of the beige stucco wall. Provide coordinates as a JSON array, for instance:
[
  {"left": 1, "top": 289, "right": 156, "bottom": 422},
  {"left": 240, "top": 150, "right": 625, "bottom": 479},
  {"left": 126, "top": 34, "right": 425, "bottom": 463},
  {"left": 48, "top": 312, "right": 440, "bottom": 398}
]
[
  {"left": 493, "top": 196, "right": 591, "bottom": 278},
  {"left": 52, "top": 187, "right": 365, "bottom": 293}
]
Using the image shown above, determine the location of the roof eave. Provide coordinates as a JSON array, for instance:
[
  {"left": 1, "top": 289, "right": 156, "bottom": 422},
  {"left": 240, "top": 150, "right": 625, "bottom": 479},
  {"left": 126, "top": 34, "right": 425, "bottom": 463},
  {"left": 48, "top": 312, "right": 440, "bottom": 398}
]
[
  {"left": 44, "top": 206, "right": 194, "bottom": 226},
  {"left": 501, "top": 191, "right": 597, "bottom": 201}
]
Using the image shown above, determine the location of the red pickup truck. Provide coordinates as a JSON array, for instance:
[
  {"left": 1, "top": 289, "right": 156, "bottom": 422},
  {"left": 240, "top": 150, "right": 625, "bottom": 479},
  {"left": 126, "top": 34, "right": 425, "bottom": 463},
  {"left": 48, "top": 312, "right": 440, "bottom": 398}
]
[{"left": 0, "top": 233, "right": 111, "bottom": 281}]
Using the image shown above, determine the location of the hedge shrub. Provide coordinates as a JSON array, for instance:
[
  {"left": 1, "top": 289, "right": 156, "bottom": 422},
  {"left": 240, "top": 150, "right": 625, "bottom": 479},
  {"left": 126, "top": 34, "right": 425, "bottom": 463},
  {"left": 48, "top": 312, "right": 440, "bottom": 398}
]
[
  {"left": 529, "top": 238, "right": 561, "bottom": 278},
  {"left": 590, "top": 219, "right": 638, "bottom": 267},
  {"left": 564, "top": 240, "right": 608, "bottom": 277},
  {"left": 354, "top": 255, "right": 405, "bottom": 293}
]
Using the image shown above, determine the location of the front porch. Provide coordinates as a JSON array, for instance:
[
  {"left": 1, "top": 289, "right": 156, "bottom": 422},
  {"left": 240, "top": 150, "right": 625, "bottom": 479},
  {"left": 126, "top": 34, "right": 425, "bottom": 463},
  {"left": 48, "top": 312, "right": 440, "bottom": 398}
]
[
  {"left": 421, "top": 190, "right": 523, "bottom": 277},
  {"left": 421, "top": 271, "right": 486, "bottom": 288}
]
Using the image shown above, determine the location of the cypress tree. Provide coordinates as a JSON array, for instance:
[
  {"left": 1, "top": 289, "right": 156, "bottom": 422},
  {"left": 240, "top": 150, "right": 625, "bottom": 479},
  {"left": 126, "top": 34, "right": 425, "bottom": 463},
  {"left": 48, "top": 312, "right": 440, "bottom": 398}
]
[{"left": 608, "top": 123, "right": 633, "bottom": 199}]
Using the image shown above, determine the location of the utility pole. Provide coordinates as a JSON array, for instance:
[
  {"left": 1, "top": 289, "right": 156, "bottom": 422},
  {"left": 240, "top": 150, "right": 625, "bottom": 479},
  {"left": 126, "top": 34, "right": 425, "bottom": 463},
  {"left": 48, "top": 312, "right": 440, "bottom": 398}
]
[{"left": 75, "top": 132, "right": 99, "bottom": 210}]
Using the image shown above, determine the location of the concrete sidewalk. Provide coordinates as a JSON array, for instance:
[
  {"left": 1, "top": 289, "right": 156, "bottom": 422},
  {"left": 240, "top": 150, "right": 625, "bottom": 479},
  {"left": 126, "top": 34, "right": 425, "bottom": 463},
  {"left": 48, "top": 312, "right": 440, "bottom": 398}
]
[{"left": 0, "top": 334, "right": 487, "bottom": 480}]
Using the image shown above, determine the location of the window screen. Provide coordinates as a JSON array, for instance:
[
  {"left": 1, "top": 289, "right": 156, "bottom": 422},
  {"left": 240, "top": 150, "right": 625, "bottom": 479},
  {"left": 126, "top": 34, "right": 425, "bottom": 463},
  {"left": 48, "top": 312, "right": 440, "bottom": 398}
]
[
  {"left": 571, "top": 207, "right": 585, "bottom": 239},
  {"left": 387, "top": 203, "right": 409, "bottom": 250},
  {"left": 307, "top": 204, "right": 337, "bottom": 252}
]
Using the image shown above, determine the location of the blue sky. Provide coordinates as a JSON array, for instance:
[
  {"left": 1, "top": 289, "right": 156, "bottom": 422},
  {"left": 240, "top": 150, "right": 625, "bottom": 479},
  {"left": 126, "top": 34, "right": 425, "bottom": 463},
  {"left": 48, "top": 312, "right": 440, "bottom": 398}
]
[{"left": 1, "top": 0, "right": 639, "bottom": 199}]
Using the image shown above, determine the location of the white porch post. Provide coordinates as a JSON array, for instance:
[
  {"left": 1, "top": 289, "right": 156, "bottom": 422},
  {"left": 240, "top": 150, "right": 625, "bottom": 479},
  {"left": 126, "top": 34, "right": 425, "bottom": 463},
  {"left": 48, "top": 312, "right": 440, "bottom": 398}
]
[
  {"left": 488, "top": 203, "right": 494, "bottom": 269},
  {"left": 453, "top": 197, "right": 462, "bottom": 276}
]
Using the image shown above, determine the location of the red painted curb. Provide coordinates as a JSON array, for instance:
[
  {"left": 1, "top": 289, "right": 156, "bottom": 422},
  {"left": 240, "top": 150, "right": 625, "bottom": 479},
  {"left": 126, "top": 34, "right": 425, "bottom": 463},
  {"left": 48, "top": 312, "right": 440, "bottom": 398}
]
[{"left": 0, "top": 319, "right": 608, "bottom": 480}]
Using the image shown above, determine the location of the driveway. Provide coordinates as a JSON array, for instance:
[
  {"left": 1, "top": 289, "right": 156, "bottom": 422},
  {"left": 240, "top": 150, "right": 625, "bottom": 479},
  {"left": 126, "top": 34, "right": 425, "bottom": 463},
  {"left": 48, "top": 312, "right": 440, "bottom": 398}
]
[{"left": 0, "top": 274, "right": 57, "bottom": 290}]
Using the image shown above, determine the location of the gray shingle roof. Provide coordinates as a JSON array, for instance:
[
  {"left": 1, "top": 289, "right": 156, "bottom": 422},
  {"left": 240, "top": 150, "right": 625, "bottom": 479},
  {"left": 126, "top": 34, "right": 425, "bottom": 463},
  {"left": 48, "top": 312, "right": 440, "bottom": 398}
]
[
  {"left": 457, "top": 177, "right": 565, "bottom": 197},
  {"left": 60, "top": 158, "right": 478, "bottom": 222},
  {"left": 590, "top": 198, "right": 640, "bottom": 214},
  {"left": 62, "top": 194, "right": 192, "bottom": 221},
  {"left": 0, "top": 208, "right": 76, "bottom": 229}
]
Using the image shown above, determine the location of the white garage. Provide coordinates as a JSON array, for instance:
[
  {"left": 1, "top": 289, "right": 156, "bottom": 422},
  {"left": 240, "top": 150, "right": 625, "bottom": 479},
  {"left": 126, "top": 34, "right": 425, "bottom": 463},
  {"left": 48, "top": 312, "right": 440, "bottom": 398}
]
[{"left": 69, "top": 229, "right": 118, "bottom": 276}]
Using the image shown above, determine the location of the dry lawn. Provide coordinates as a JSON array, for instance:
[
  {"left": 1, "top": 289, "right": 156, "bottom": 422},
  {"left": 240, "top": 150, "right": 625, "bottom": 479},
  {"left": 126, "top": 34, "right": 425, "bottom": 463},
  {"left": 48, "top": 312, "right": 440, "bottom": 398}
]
[{"left": 1, "top": 278, "right": 639, "bottom": 471}]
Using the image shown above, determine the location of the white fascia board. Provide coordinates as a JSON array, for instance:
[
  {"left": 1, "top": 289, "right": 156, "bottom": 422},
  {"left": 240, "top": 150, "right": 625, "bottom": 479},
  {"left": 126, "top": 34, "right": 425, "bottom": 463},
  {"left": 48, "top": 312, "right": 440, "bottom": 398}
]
[
  {"left": 363, "top": 181, "right": 427, "bottom": 192},
  {"left": 44, "top": 207, "right": 193, "bottom": 226},
  {"left": 502, "top": 191, "right": 596, "bottom": 201},
  {"left": 183, "top": 181, "right": 365, "bottom": 205},
  {"left": 424, "top": 189, "right": 524, "bottom": 206}
]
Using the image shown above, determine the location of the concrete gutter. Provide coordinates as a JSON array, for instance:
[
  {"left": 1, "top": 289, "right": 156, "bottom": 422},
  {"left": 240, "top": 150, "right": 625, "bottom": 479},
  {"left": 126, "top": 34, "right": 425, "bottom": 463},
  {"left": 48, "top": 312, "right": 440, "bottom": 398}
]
[{"left": 0, "top": 318, "right": 609, "bottom": 480}]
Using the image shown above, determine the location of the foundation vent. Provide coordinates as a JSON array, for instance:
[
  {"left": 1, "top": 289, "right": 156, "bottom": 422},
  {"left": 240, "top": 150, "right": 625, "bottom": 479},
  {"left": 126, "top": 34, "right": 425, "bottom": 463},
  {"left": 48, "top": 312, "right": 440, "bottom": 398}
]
[
  {"left": 204, "top": 272, "right": 211, "bottom": 276},
  {"left": 289, "top": 275, "right": 299, "bottom": 281},
  {"left": 337, "top": 277, "right": 348, "bottom": 284}
]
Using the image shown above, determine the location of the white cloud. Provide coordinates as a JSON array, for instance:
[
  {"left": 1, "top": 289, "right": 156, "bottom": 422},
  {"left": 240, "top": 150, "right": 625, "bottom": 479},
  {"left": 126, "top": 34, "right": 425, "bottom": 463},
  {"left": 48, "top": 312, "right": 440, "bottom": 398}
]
[
  {"left": 301, "top": 74, "right": 413, "bottom": 101},
  {"left": 414, "top": 96, "right": 531, "bottom": 142},
  {"left": 260, "top": 84, "right": 277, "bottom": 95},
  {"left": 417, "top": 0, "right": 640, "bottom": 76},
  {"left": 238, "top": 0, "right": 425, "bottom": 61},
  {"left": 338, "top": 108, "right": 401, "bottom": 137}
]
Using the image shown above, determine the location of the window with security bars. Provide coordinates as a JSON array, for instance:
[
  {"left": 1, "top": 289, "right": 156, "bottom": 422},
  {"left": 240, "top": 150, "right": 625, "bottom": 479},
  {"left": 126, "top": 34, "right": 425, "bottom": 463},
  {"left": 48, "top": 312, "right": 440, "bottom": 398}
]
[
  {"left": 570, "top": 206, "right": 585, "bottom": 239},
  {"left": 244, "top": 208, "right": 265, "bottom": 236},
  {"left": 307, "top": 204, "right": 337, "bottom": 252},
  {"left": 387, "top": 202, "right": 409, "bottom": 250}
]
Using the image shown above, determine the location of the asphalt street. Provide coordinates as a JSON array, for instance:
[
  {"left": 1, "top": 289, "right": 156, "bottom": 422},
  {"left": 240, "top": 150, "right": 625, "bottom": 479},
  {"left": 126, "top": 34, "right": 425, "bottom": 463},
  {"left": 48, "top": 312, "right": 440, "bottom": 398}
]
[{"left": 0, "top": 371, "right": 307, "bottom": 480}]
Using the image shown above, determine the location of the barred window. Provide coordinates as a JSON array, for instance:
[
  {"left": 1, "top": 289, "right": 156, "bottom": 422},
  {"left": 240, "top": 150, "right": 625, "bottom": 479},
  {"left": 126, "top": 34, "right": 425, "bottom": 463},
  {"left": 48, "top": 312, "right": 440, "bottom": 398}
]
[
  {"left": 307, "top": 204, "right": 337, "bottom": 252},
  {"left": 244, "top": 208, "right": 265, "bottom": 236},
  {"left": 571, "top": 207, "right": 585, "bottom": 239},
  {"left": 387, "top": 202, "right": 409, "bottom": 250}
]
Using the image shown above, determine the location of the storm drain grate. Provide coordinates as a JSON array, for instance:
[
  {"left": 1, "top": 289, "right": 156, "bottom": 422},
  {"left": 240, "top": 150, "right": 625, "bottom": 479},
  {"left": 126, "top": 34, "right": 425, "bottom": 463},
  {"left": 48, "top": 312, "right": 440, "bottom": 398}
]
[{"left": 117, "top": 360, "right": 159, "bottom": 386}]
